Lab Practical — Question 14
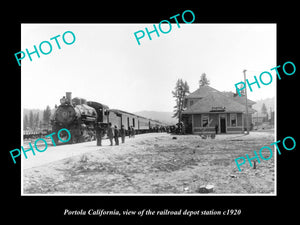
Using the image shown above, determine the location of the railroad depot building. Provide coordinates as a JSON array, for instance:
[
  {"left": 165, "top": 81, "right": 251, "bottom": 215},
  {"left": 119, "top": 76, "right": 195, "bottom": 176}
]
[{"left": 182, "top": 85, "right": 256, "bottom": 134}]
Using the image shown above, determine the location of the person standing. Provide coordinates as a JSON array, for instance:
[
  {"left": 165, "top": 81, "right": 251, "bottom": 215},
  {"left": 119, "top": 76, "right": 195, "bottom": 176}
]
[
  {"left": 95, "top": 123, "right": 103, "bottom": 146},
  {"left": 114, "top": 125, "right": 119, "bottom": 145},
  {"left": 120, "top": 125, "right": 126, "bottom": 143},
  {"left": 181, "top": 122, "right": 186, "bottom": 135},
  {"left": 107, "top": 122, "right": 114, "bottom": 146},
  {"left": 131, "top": 125, "right": 135, "bottom": 138},
  {"left": 128, "top": 125, "right": 132, "bottom": 138},
  {"left": 215, "top": 123, "right": 219, "bottom": 134}
]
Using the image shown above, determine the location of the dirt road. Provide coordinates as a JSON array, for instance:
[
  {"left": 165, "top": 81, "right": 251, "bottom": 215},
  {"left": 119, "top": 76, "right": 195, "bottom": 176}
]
[
  {"left": 22, "top": 133, "right": 168, "bottom": 170},
  {"left": 23, "top": 131, "right": 275, "bottom": 195}
]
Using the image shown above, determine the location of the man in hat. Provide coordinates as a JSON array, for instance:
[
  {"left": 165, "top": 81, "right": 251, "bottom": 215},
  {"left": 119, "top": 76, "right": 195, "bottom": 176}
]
[
  {"left": 107, "top": 123, "right": 114, "bottom": 146},
  {"left": 114, "top": 125, "right": 119, "bottom": 145},
  {"left": 215, "top": 123, "right": 219, "bottom": 134},
  {"left": 131, "top": 125, "right": 135, "bottom": 138},
  {"left": 95, "top": 122, "right": 103, "bottom": 146},
  {"left": 120, "top": 125, "right": 126, "bottom": 143}
]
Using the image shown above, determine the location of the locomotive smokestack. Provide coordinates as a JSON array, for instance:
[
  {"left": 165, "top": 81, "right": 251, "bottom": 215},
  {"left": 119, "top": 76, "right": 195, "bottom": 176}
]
[{"left": 66, "top": 92, "right": 72, "bottom": 104}]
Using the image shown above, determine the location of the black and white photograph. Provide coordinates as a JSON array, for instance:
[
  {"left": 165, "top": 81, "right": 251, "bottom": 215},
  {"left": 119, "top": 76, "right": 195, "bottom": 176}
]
[
  {"left": 4, "top": 4, "right": 298, "bottom": 223},
  {"left": 20, "top": 23, "right": 276, "bottom": 195}
]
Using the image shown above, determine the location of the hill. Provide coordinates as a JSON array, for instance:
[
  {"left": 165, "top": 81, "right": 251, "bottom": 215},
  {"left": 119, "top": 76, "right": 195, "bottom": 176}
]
[
  {"left": 252, "top": 97, "right": 275, "bottom": 113},
  {"left": 134, "top": 111, "right": 178, "bottom": 125}
]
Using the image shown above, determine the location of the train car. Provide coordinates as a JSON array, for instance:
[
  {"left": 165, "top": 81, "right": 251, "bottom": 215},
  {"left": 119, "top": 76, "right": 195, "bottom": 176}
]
[
  {"left": 108, "top": 109, "right": 167, "bottom": 134},
  {"left": 107, "top": 109, "right": 153, "bottom": 135},
  {"left": 51, "top": 92, "right": 97, "bottom": 144},
  {"left": 107, "top": 109, "right": 122, "bottom": 129},
  {"left": 137, "top": 115, "right": 151, "bottom": 134},
  {"left": 122, "top": 111, "right": 138, "bottom": 131},
  {"left": 107, "top": 109, "right": 136, "bottom": 134}
]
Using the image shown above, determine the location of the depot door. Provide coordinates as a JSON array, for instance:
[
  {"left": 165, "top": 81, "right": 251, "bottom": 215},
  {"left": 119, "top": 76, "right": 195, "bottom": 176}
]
[{"left": 220, "top": 114, "right": 226, "bottom": 133}]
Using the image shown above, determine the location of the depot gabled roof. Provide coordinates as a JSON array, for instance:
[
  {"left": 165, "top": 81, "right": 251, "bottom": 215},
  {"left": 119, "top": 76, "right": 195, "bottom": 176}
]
[
  {"left": 183, "top": 85, "right": 256, "bottom": 114},
  {"left": 222, "top": 91, "right": 256, "bottom": 106},
  {"left": 185, "top": 85, "right": 220, "bottom": 99}
]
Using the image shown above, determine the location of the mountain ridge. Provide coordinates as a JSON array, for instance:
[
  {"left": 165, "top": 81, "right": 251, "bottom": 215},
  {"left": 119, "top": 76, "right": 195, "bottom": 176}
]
[
  {"left": 252, "top": 96, "right": 275, "bottom": 113},
  {"left": 133, "top": 110, "right": 178, "bottom": 125}
]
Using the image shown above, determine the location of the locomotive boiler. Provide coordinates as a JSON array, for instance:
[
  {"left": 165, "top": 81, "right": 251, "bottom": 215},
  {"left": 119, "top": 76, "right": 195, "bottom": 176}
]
[{"left": 51, "top": 92, "right": 98, "bottom": 143}]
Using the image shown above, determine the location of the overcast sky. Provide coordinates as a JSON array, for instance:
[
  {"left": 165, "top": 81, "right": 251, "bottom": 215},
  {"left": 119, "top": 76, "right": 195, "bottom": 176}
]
[{"left": 21, "top": 23, "right": 276, "bottom": 112}]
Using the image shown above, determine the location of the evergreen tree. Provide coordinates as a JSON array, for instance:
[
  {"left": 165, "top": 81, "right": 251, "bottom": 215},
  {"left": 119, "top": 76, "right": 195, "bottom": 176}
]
[
  {"left": 43, "top": 105, "right": 52, "bottom": 125},
  {"left": 35, "top": 112, "right": 40, "bottom": 128},
  {"left": 199, "top": 73, "right": 210, "bottom": 86},
  {"left": 172, "top": 79, "right": 190, "bottom": 122},
  {"left": 261, "top": 103, "right": 267, "bottom": 115},
  {"left": 29, "top": 111, "right": 34, "bottom": 129},
  {"left": 24, "top": 114, "right": 29, "bottom": 129}
]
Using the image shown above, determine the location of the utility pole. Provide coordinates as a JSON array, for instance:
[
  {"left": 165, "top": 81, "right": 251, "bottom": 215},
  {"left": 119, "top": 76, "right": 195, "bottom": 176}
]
[
  {"left": 243, "top": 70, "right": 249, "bottom": 135},
  {"left": 256, "top": 112, "right": 259, "bottom": 130}
]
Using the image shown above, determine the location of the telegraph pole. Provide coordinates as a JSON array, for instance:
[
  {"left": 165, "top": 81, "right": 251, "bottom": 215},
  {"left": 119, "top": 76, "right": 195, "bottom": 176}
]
[{"left": 243, "top": 70, "right": 249, "bottom": 135}]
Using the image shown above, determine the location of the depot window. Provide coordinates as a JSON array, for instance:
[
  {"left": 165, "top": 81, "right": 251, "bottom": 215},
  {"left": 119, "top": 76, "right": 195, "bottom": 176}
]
[
  {"left": 190, "top": 100, "right": 194, "bottom": 107},
  {"left": 230, "top": 113, "right": 237, "bottom": 127},
  {"left": 202, "top": 115, "right": 209, "bottom": 127}
]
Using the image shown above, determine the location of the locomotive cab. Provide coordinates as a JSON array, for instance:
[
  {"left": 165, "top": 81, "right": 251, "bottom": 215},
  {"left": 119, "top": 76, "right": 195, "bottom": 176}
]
[{"left": 86, "top": 101, "right": 109, "bottom": 125}]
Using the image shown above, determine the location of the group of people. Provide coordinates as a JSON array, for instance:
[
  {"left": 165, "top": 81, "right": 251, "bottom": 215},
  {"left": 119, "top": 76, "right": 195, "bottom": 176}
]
[{"left": 95, "top": 123, "right": 136, "bottom": 147}]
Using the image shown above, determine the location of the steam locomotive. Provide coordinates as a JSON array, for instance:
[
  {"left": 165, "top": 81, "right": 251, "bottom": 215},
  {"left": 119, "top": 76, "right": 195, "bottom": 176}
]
[{"left": 51, "top": 92, "right": 167, "bottom": 144}]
